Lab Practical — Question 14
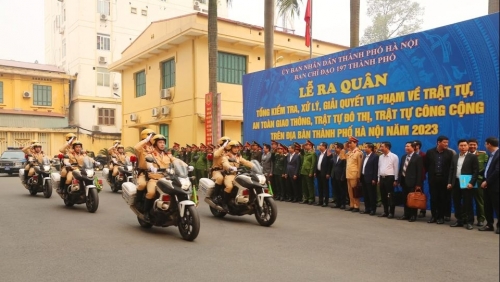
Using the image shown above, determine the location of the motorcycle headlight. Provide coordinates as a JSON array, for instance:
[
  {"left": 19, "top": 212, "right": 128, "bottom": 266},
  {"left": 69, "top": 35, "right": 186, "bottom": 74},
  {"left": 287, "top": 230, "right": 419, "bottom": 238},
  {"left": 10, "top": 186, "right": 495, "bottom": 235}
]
[
  {"left": 180, "top": 178, "right": 191, "bottom": 190},
  {"left": 85, "top": 169, "right": 94, "bottom": 178},
  {"left": 43, "top": 165, "right": 51, "bottom": 171},
  {"left": 127, "top": 165, "right": 132, "bottom": 171},
  {"left": 257, "top": 175, "right": 266, "bottom": 185}
]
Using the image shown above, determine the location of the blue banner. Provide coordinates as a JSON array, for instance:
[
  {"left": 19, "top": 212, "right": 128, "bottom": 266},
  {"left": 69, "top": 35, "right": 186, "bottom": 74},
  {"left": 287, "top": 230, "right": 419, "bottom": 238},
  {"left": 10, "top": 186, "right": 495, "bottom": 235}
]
[{"left": 243, "top": 13, "right": 499, "bottom": 155}]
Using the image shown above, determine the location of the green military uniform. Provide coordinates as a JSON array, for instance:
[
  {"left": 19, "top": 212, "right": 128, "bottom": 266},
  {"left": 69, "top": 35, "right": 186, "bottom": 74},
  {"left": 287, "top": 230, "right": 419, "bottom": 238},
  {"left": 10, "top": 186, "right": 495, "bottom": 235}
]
[
  {"left": 172, "top": 149, "right": 181, "bottom": 158},
  {"left": 301, "top": 150, "right": 317, "bottom": 203},
  {"left": 251, "top": 150, "right": 262, "bottom": 162},
  {"left": 272, "top": 151, "right": 286, "bottom": 199},
  {"left": 242, "top": 148, "right": 251, "bottom": 160},
  {"left": 194, "top": 151, "right": 207, "bottom": 188}
]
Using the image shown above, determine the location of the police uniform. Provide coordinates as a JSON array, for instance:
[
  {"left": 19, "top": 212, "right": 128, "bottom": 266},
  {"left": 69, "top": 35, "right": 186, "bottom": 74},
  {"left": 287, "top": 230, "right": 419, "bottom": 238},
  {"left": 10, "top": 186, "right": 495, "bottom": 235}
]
[
  {"left": 22, "top": 145, "right": 45, "bottom": 179},
  {"left": 300, "top": 140, "right": 317, "bottom": 203},
  {"left": 250, "top": 141, "right": 262, "bottom": 163},
  {"left": 345, "top": 136, "right": 363, "bottom": 209},
  {"left": 145, "top": 149, "right": 177, "bottom": 199},
  {"left": 65, "top": 150, "right": 92, "bottom": 185},
  {"left": 111, "top": 152, "right": 127, "bottom": 179},
  {"left": 134, "top": 138, "right": 155, "bottom": 192},
  {"left": 211, "top": 145, "right": 226, "bottom": 186},
  {"left": 221, "top": 152, "right": 254, "bottom": 193},
  {"left": 272, "top": 143, "right": 286, "bottom": 200}
]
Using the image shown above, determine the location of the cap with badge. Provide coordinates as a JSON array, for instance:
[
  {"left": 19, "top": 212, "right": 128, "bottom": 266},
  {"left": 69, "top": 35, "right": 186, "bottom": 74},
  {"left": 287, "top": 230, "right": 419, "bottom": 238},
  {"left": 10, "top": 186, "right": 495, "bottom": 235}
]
[
  {"left": 347, "top": 136, "right": 359, "bottom": 143},
  {"left": 191, "top": 144, "right": 198, "bottom": 149}
]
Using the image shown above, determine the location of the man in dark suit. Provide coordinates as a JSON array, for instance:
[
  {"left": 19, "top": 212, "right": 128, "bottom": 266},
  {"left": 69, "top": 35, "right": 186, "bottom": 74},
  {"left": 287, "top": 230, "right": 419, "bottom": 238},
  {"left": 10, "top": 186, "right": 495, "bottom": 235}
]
[
  {"left": 479, "top": 137, "right": 499, "bottom": 234},
  {"left": 447, "top": 139, "right": 479, "bottom": 230},
  {"left": 414, "top": 140, "right": 428, "bottom": 218},
  {"left": 330, "top": 142, "right": 347, "bottom": 209},
  {"left": 398, "top": 141, "right": 423, "bottom": 222},
  {"left": 285, "top": 145, "right": 301, "bottom": 202},
  {"left": 425, "top": 136, "right": 454, "bottom": 224},
  {"left": 314, "top": 142, "right": 333, "bottom": 207},
  {"left": 360, "top": 142, "right": 379, "bottom": 215}
]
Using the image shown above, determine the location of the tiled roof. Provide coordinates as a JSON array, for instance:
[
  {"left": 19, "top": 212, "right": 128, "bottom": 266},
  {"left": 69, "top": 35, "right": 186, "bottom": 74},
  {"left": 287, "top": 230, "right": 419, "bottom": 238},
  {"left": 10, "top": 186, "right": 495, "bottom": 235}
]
[{"left": 0, "top": 59, "right": 66, "bottom": 73}]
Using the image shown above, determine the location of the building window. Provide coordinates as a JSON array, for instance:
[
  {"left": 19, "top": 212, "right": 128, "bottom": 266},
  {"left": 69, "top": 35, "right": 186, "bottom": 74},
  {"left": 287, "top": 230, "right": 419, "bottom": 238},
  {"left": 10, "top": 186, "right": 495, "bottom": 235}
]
[
  {"left": 97, "top": 0, "right": 110, "bottom": 15},
  {"left": 98, "top": 108, "right": 115, "bottom": 125},
  {"left": 161, "top": 59, "right": 175, "bottom": 89},
  {"left": 0, "top": 81, "right": 3, "bottom": 104},
  {"left": 159, "top": 124, "right": 169, "bottom": 147},
  {"left": 131, "top": 7, "right": 137, "bottom": 14},
  {"left": 141, "top": 9, "right": 147, "bottom": 16},
  {"left": 97, "top": 34, "right": 110, "bottom": 50},
  {"left": 135, "top": 70, "right": 146, "bottom": 97},
  {"left": 96, "top": 67, "right": 110, "bottom": 87},
  {"left": 33, "top": 85, "right": 52, "bottom": 106},
  {"left": 199, "top": 0, "right": 207, "bottom": 3},
  {"left": 217, "top": 52, "right": 246, "bottom": 85},
  {"left": 62, "top": 38, "right": 66, "bottom": 58}
]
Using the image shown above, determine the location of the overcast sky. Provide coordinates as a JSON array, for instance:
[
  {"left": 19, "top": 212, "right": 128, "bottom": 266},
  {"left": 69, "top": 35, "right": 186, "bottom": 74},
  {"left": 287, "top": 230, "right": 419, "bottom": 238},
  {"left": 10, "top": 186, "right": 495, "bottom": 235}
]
[{"left": 0, "top": 0, "right": 490, "bottom": 64}]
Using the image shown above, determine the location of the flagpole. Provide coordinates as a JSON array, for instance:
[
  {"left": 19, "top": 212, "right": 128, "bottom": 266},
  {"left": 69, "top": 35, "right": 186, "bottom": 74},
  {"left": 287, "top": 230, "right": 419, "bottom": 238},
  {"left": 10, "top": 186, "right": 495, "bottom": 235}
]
[{"left": 309, "top": 0, "right": 312, "bottom": 59}]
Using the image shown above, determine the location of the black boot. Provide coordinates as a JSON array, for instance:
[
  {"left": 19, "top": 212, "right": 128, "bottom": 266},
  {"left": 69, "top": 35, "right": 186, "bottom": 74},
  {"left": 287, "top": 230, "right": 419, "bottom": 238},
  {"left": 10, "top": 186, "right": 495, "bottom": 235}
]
[
  {"left": 59, "top": 177, "right": 66, "bottom": 193},
  {"left": 143, "top": 198, "right": 154, "bottom": 222},
  {"left": 23, "top": 169, "right": 29, "bottom": 184},
  {"left": 135, "top": 189, "right": 145, "bottom": 210},
  {"left": 222, "top": 192, "right": 231, "bottom": 211}
]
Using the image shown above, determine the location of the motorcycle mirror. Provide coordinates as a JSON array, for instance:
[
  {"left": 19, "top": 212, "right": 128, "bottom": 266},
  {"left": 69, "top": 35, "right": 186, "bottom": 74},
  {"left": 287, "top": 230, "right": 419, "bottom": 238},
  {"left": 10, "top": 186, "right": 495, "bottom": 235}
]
[
  {"left": 129, "top": 155, "right": 137, "bottom": 162},
  {"left": 145, "top": 156, "right": 155, "bottom": 163},
  {"left": 58, "top": 153, "right": 64, "bottom": 160}
]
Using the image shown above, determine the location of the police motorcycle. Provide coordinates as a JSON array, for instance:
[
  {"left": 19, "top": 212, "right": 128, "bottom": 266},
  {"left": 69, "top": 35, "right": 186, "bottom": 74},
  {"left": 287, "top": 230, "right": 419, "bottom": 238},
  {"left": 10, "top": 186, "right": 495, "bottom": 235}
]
[
  {"left": 199, "top": 160, "right": 277, "bottom": 227},
  {"left": 122, "top": 157, "right": 200, "bottom": 241},
  {"left": 19, "top": 155, "right": 53, "bottom": 198},
  {"left": 51, "top": 156, "right": 102, "bottom": 213},
  {"left": 102, "top": 155, "right": 135, "bottom": 193}
]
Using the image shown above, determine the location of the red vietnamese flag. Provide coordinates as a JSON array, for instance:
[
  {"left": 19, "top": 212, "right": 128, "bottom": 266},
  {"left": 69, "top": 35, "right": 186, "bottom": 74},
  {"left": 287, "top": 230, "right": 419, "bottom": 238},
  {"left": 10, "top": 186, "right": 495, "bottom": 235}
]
[{"left": 304, "top": 0, "right": 312, "bottom": 47}]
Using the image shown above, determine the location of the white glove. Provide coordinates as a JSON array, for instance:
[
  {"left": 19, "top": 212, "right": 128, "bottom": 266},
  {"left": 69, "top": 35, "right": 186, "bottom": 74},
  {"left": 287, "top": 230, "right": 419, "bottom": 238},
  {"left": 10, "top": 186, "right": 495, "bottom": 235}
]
[
  {"left": 222, "top": 140, "right": 230, "bottom": 147},
  {"left": 67, "top": 137, "right": 74, "bottom": 145},
  {"left": 188, "top": 166, "right": 194, "bottom": 172},
  {"left": 230, "top": 166, "right": 237, "bottom": 172},
  {"left": 145, "top": 133, "right": 153, "bottom": 142},
  {"left": 95, "top": 162, "right": 100, "bottom": 166},
  {"left": 150, "top": 167, "right": 157, "bottom": 173}
]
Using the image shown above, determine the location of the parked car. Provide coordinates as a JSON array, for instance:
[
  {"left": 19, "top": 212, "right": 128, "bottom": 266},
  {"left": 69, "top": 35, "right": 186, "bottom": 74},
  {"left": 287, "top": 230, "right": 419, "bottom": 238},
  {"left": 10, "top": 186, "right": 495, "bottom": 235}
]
[{"left": 0, "top": 147, "right": 27, "bottom": 175}]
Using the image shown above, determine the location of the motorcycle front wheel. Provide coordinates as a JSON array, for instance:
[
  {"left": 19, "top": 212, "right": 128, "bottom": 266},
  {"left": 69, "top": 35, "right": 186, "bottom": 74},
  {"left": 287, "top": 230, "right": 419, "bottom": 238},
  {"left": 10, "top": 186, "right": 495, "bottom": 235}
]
[
  {"left": 64, "top": 198, "right": 74, "bottom": 207},
  {"left": 86, "top": 189, "right": 99, "bottom": 213},
  {"left": 137, "top": 216, "right": 152, "bottom": 228},
  {"left": 254, "top": 197, "right": 277, "bottom": 227},
  {"left": 178, "top": 206, "right": 200, "bottom": 241},
  {"left": 29, "top": 186, "right": 37, "bottom": 196},
  {"left": 43, "top": 181, "right": 52, "bottom": 198}
]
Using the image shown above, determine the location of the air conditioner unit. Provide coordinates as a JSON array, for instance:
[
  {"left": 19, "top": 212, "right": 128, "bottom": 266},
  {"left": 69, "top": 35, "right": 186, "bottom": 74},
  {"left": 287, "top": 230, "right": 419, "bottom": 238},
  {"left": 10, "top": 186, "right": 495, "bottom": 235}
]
[
  {"left": 194, "top": 1, "right": 200, "bottom": 6},
  {"left": 98, "top": 56, "right": 107, "bottom": 64},
  {"left": 59, "top": 26, "right": 65, "bottom": 34},
  {"left": 161, "top": 106, "right": 170, "bottom": 116},
  {"left": 160, "top": 88, "right": 171, "bottom": 100},
  {"left": 152, "top": 108, "right": 160, "bottom": 117},
  {"left": 130, "top": 113, "right": 138, "bottom": 121},
  {"left": 57, "top": 0, "right": 64, "bottom": 2},
  {"left": 113, "top": 83, "right": 119, "bottom": 90},
  {"left": 23, "top": 91, "right": 31, "bottom": 98},
  {"left": 100, "top": 14, "right": 107, "bottom": 21},
  {"left": 92, "top": 125, "right": 101, "bottom": 132}
]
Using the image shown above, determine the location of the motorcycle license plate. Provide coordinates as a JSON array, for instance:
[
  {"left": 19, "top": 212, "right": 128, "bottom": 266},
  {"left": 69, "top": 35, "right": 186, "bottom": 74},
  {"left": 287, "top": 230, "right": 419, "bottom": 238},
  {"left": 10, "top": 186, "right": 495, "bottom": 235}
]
[{"left": 5, "top": 167, "right": 10, "bottom": 171}]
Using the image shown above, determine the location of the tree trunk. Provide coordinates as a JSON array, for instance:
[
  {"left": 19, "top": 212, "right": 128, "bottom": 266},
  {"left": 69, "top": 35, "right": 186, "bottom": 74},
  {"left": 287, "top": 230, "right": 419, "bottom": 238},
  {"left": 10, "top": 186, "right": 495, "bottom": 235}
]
[
  {"left": 208, "top": 0, "right": 219, "bottom": 142},
  {"left": 350, "top": 0, "right": 360, "bottom": 48},
  {"left": 264, "top": 0, "right": 275, "bottom": 69},
  {"left": 488, "top": 0, "right": 499, "bottom": 14}
]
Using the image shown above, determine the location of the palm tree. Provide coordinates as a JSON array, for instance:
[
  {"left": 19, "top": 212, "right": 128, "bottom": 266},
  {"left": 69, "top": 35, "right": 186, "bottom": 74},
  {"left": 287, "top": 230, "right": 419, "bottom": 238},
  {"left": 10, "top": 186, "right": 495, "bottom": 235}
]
[
  {"left": 350, "top": 0, "right": 360, "bottom": 48},
  {"left": 489, "top": 0, "right": 499, "bottom": 14}
]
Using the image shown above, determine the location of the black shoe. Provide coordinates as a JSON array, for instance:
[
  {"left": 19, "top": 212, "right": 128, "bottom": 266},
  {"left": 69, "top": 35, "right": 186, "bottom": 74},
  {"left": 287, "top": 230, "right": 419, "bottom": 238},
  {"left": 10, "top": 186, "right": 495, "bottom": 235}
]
[
  {"left": 465, "top": 224, "right": 473, "bottom": 230},
  {"left": 285, "top": 198, "right": 292, "bottom": 202},
  {"left": 376, "top": 202, "right": 381, "bottom": 207},
  {"left": 307, "top": 201, "right": 314, "bottom": 205},
  {"left": 496, "top": 228, "right": 500, "bottom": 234},
  {"left": 314, "top": 202, "right": 322, "bottom": 206},
  {"left": 387, "top": 213, "right": 394, "bottom": 219},
  {"left": 300, "top": 200, "right": 308, "bottom": 204},
  {"left": 280, "top": 197, "right": 285, "bottom": 202},
  {"left": 345, "top": 207, "right": 353, "bottom": 212},
  {"left": 398, "top": 216, "right": 409, "bottom": 220},
  {"left": 477, "top": 221, "right": 484, "bottom": 227},
  {"left": 478, "top": 225, "right": 494, "bottom": 231},
  {"left": 331, "top": 205, "right": 340, "bottom": 209},
  {"left": 340, "top": 205, "right": 346, "bottom": 210},
  {"left": 360, "top": 210, "right": 369, "bottom": 214},
  {"left": 444, "top": 216, "right": 451, "bottom": 222},
  {"left": 437, "top": 218, "right": 444, "bottom": 224},
  {"left": 369, "top": 211, "right": 376, "bottom": 216},
  {"left": 378, "top": 213, "right": 388, "bottom": 217},
  {"left": 321, "top": 203, "right": 328, "bottom": 207},
  {"left": 427, "top": 217, "right": 437, "bottom": 223},
  {"left": 351, "top": 208, "right": 360, "bottom": 212},
  {"left": 143, "top": 198, "right": 154, "bottom": 222},
  {"left": 418, "top": 211, "right": 426, "bottom": 218},
  {"left": 450, "top": 221, "right": 464, "bottom": 227},
  {"left": 409, "top": 216, "right": 416, "bottom": 222}
]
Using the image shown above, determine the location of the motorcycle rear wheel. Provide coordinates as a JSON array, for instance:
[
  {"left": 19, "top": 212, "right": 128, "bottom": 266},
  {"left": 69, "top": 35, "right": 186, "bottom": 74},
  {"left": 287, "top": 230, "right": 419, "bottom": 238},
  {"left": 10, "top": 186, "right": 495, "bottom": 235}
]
[
  {"left": 254, "top": 197, "right": 277, "bottom": 227},
  {"left": 112, "top": 181, "right": 120, "bottom": 193},
  {"left": 86, "top": 189, "right": 99, "bottom": 213},
  {"left": 178, "top": 206, "right": 200, "bottom": 241},
  {"left": 43, "top": 181, "right": 52, "bottom": 198},
  {"left": 137, "top": 216, "right": 152, "bottom": 228},
  {"left": 210, "top": 206, "right": 227, "bottom": 218}
]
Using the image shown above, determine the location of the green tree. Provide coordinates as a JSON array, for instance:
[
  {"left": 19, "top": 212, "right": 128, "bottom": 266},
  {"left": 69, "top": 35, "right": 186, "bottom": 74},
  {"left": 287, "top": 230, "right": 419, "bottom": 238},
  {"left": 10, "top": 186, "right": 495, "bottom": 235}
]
[{"left": 361, "top": 0, "right": 424, "bottom": 45}]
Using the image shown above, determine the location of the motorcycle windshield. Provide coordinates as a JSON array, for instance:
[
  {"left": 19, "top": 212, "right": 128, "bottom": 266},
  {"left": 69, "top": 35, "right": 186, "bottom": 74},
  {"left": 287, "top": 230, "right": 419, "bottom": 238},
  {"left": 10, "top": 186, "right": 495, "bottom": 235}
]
[
  {"left": 82, "top": 157, "right": 94, "bottom": 169},
  {"left": 172, "top": 159, "right": 188, "bottom": 178},
  {"left": 41, "top": 157, "right": 51, "bottom": 165},
  {"left": 124, "top": 157, "right": 132, "bottom": 166},
  {"left": 251, "top": 160, "right": 263, "bottom": 174}
]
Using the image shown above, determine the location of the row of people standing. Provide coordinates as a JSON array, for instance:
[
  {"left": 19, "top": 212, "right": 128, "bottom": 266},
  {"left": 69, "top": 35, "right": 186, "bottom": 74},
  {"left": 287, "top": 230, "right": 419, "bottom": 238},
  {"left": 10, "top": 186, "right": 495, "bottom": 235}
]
[{"left": 243, "top": 136, "right": 499, "bottom": 234}]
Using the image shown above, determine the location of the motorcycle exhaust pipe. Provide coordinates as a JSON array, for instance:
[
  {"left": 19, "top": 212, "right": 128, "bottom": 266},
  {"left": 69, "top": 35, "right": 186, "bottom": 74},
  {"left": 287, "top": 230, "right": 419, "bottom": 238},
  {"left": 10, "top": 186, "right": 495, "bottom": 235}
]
[{"left": 204, "top": 197, "right": 225, "bottom": 212}]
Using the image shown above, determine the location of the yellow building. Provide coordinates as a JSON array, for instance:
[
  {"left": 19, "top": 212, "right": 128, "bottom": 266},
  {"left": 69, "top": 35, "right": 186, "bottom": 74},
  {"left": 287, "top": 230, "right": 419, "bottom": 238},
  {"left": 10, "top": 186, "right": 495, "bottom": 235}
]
[
  {"left": 110, "top": 13, "right": 347, "bottom": 147},
  {"left": 0, "top": 59, "right": 115, "bottom": 156}
]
